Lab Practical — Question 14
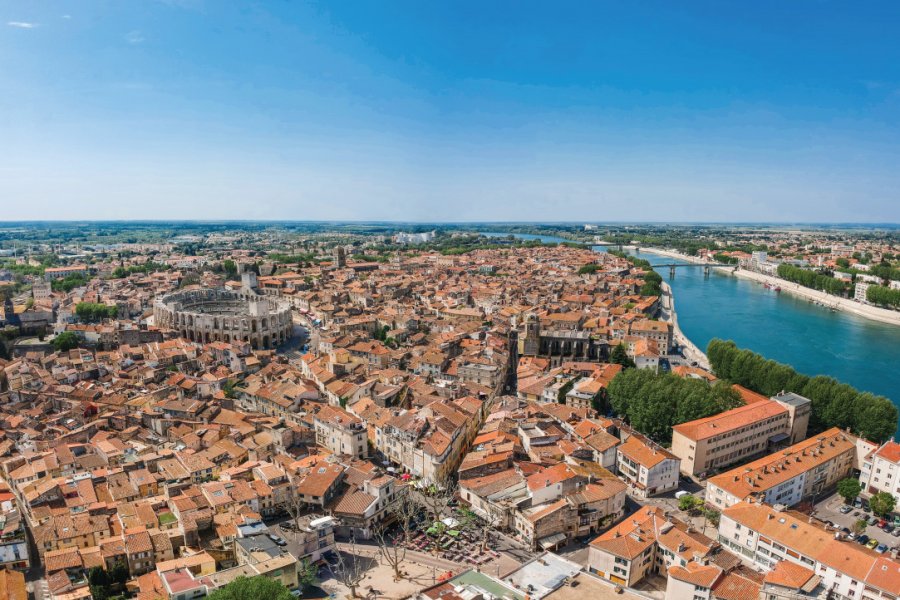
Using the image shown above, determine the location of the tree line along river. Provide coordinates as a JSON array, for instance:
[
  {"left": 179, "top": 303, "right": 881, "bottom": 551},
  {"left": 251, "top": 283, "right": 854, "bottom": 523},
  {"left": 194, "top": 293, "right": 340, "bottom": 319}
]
[{"left": 483, "top": 232, "right": 900, "bottom": 433}]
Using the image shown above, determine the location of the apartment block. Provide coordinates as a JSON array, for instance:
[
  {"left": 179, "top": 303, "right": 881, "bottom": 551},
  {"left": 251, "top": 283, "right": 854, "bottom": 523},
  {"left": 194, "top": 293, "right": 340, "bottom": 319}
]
[
  {"left": 860, "top": 440, "right": 900, "bottom": 504},
  {"left": 718, "top": 502, "right": 900, "bottom": 600},
  {"left": 705, "top": 428, "right": 856, "bottom": 511},
  {"left": 671, "top": 391, "right": 811, "bottom": 477}
]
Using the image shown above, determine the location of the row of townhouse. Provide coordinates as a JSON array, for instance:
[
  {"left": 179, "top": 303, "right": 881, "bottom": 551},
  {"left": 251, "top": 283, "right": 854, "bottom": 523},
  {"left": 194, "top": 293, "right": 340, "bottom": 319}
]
[
  {"left": 705, "top": 427, "right": 868, "bottom": 511},
  {"left": 460, "top": 461, "right": 628, "bottom": 551},
  {"left": 374, "top": 398, "right": 481, "bottom": 483}
]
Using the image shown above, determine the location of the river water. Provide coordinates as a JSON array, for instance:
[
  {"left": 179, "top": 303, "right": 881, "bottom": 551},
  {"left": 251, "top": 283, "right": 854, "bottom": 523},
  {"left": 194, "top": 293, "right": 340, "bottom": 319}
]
[{"left": 481, "top": 232, "right": 900, "bottom": 430}]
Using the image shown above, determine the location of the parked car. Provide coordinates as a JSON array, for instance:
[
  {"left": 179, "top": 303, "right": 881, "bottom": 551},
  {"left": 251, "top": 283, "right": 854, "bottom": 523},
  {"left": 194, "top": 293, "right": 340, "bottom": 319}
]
[
  {"left": 267, "top": 533, "right": 287, "bottom": 547},
  {"left": 857, "top": 535, "right": 870, "bottom": 545},
  {"left": 876, "top": 544, "right": 888, "bottom": 554},
  {"left": 839, "top": 505, "right": 853, "bottom": 514},
  {"left": 853, "top": 498, "right": 863, "bottom": 508},
  {"left": 884, "top": 524, "right": 895, "bottom": 534},
  {"left": 893, "top": 529, "right": 900, "bottom": 538},
  {"left": 853, "top": 511, "right": 861, "bottom": 517},
  {"left": 867, "top": 539, "right": 880, "bottom": 549},
  {"left": 868, "top": 516, "right": 880, "bottom": 526},
  {"left": 878, "top": 519, "right": 887, "bottom": 528}
]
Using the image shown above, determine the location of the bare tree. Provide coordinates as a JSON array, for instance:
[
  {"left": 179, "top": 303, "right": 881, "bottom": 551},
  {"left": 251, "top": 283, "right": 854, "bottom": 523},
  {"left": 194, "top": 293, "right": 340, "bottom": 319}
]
[
  {"left": 371, "top": 488, "right": 418, "bottom": 581},
  {"left": 413, "top": 477, "right": 457, "bottom": 556},
  {"left": 283, "top": 474, "right": 308, "bottom": 531},
  {"left": 458, "top": 498, "right": 504, "bottom": 554},
  {"left": 332, "top": 536, "right": 368, "bottom": 599}
]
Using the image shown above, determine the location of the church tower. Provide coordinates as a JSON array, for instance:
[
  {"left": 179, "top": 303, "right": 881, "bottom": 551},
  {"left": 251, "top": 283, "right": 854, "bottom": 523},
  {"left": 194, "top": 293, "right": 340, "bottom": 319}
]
[{"left": 519, "top": 313, "right": 541, "bottom": 356}]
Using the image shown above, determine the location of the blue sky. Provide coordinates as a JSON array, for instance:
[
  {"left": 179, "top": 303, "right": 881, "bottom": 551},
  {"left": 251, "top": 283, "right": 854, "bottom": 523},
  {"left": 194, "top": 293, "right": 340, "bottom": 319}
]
[{"left": 2, "top": 1, "right": 900, "bottom": 222}]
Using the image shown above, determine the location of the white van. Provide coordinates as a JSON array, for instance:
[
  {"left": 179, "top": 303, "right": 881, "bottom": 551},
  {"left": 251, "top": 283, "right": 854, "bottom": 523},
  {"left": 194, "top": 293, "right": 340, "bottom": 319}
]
[{"left": 674, "top": 490, "right": 690, "bottom": 499}]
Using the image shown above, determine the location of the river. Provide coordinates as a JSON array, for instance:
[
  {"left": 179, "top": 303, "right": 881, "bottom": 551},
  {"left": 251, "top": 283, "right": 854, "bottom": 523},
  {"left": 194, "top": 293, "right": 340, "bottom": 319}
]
[
  {"left": 626, "top": 248, "right": 900, "bottom": 421},
  {"left": 481, "top": 232, "right": 900, "bottom": 430}
]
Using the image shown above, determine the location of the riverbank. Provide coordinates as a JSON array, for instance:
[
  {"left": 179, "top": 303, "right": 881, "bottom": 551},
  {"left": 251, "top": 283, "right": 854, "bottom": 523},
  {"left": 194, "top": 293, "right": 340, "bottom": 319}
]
[
  {"left": 660, "top": 281, "right": 710, "bottom": 370},
  {"left": 640, "top": 247, "right": 900, "bottom": 327}
]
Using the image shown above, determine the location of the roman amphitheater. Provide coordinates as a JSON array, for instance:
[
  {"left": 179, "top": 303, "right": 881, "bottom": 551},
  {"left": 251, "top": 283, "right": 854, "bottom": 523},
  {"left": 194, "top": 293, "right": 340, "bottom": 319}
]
[{"left": 153, "top": 283, "right": 293, "bottom": 350}]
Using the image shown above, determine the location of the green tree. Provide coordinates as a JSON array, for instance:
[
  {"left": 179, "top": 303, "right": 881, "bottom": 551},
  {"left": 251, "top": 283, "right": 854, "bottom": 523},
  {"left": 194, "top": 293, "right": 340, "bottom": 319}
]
[
  {"left": 206, "top": 576, "right": 294, "bottom": 600},
  {"left": 108, "top": 561, "right": 129, "bottom": 585},
  {"left": 853, "top": 518, "right": 868, "bottom": 535},
  {"left": 607, "top": 369, "right": 741, "bottom": 444},
  {"left": 52, "top": 331, "right": 80, "bottom": 352},
  {"left": 836, "top": 478, "right": 862, "bottom": 504},
  {"left": 706, "top": 338, "right": 898, "bottom": 443},
  {"left": 222, "top": 380, "right": 238, "bottom": 399},
  {"left": 640, "top": 270, "right": 663, "bottom": 296},
  {"left": 610, "top": 343, "right": 635, "bottom": 369},
  {"left": 75, "top": 302, "right": 117, "bottom": 322},
  {"left": 869, "top": 492, "right": 897, "bottom": 517},
  {"left": 678, "top": 494, "right": 703, "bottom": 512},
  {"left": 87, "top": 566, "right": 111, "bottom": 600},
  {"left": 703, "top": 508, "right": 720, "bottom": 529},
  {"left": 297, "top": 559, "right": 318, "bottom": 589},
  {"left": 223, "top": 259, "right": 238, "bottom": 278}
]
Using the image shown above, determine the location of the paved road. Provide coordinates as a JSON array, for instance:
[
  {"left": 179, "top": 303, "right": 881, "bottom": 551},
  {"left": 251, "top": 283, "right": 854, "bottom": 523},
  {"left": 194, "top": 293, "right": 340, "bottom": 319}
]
[{"left": 336, "top": 541, "right": 462, "bottom": 572}]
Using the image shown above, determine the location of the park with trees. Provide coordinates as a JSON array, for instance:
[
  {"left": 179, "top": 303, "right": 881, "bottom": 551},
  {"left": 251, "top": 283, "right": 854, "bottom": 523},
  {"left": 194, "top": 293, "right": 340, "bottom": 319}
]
[
  {"left": 75, "top": 302, "right": 118, "bottom": 322},
  {"left": 607, "top": 368, "right": 743, "bottom": 444}
]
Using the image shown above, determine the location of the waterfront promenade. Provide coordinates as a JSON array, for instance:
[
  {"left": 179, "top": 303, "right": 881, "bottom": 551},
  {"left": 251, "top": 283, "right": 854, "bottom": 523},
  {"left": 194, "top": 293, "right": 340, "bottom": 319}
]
[
  {"left": 659, "top": 281, "right": 710, "bottom": 370},
  {"left": 641, "top": 247, "right": 900, "bottom": 328}
]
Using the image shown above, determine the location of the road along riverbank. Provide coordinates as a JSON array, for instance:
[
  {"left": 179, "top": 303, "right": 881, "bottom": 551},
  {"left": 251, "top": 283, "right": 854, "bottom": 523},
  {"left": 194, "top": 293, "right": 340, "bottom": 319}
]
[
  {"left": 660, "top": 281, "right": 710, "bottom": 370},
  {"left": 640, "top": 247, "right": 900, "bottom": 327}
]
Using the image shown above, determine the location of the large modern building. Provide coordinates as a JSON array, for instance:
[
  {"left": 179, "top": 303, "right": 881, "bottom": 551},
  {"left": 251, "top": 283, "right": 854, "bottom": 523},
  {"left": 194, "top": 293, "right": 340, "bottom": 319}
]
[
  {"left": 705, "top": 427, "right": 857, "bottom": 511},
  {"left": 718, "top": 502, "right": 900, "bottom": 600},
  {"left": 671, "top": 390, "right": 811, "bottom": 477}
]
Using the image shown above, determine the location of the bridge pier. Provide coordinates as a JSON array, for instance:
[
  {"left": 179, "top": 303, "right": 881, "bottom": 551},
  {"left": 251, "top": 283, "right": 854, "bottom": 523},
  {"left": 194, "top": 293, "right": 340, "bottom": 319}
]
[
  {"left": 669, "top": 265, "right": 676, "bottom": 279},
  {"left": 704, "top": 265, "right": 710, "bottom": 278}
]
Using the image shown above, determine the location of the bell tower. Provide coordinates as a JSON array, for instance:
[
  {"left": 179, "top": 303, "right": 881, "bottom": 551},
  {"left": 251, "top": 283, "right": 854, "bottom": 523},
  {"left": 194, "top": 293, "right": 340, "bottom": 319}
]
[{"left": 519, "top": 313, "right": 541, "bottom": 356}]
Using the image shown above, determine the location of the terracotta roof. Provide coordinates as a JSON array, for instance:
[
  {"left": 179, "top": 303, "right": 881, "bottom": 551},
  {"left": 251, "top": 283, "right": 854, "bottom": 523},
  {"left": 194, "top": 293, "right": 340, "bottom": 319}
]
[{"left": 672, "top": 399, "right": 787, "bottom": 442}]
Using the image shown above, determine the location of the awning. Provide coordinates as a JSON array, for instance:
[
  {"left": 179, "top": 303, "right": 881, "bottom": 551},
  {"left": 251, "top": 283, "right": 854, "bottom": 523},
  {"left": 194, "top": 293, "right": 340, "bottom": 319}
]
[
  {"left": 538, "top": 533, "right": 567, "bottom": 549},
  {"left": 441, "top": 517, "right": 460, "bottom": 528}
]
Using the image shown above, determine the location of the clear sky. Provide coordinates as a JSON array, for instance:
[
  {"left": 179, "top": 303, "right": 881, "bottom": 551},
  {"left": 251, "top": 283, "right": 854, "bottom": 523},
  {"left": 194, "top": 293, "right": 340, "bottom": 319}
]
[{"left": 2, "top": 1, "right": 900, "bottom": 222}]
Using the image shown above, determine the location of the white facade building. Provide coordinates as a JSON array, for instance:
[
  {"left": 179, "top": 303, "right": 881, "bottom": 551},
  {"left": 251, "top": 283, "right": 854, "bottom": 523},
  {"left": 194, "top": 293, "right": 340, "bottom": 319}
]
[
  {"left": 860, "top": 440, "right": 900, "bottom": 504},
  {"left": 718, "top": 502, "right": 900, "bottom": 600}
]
